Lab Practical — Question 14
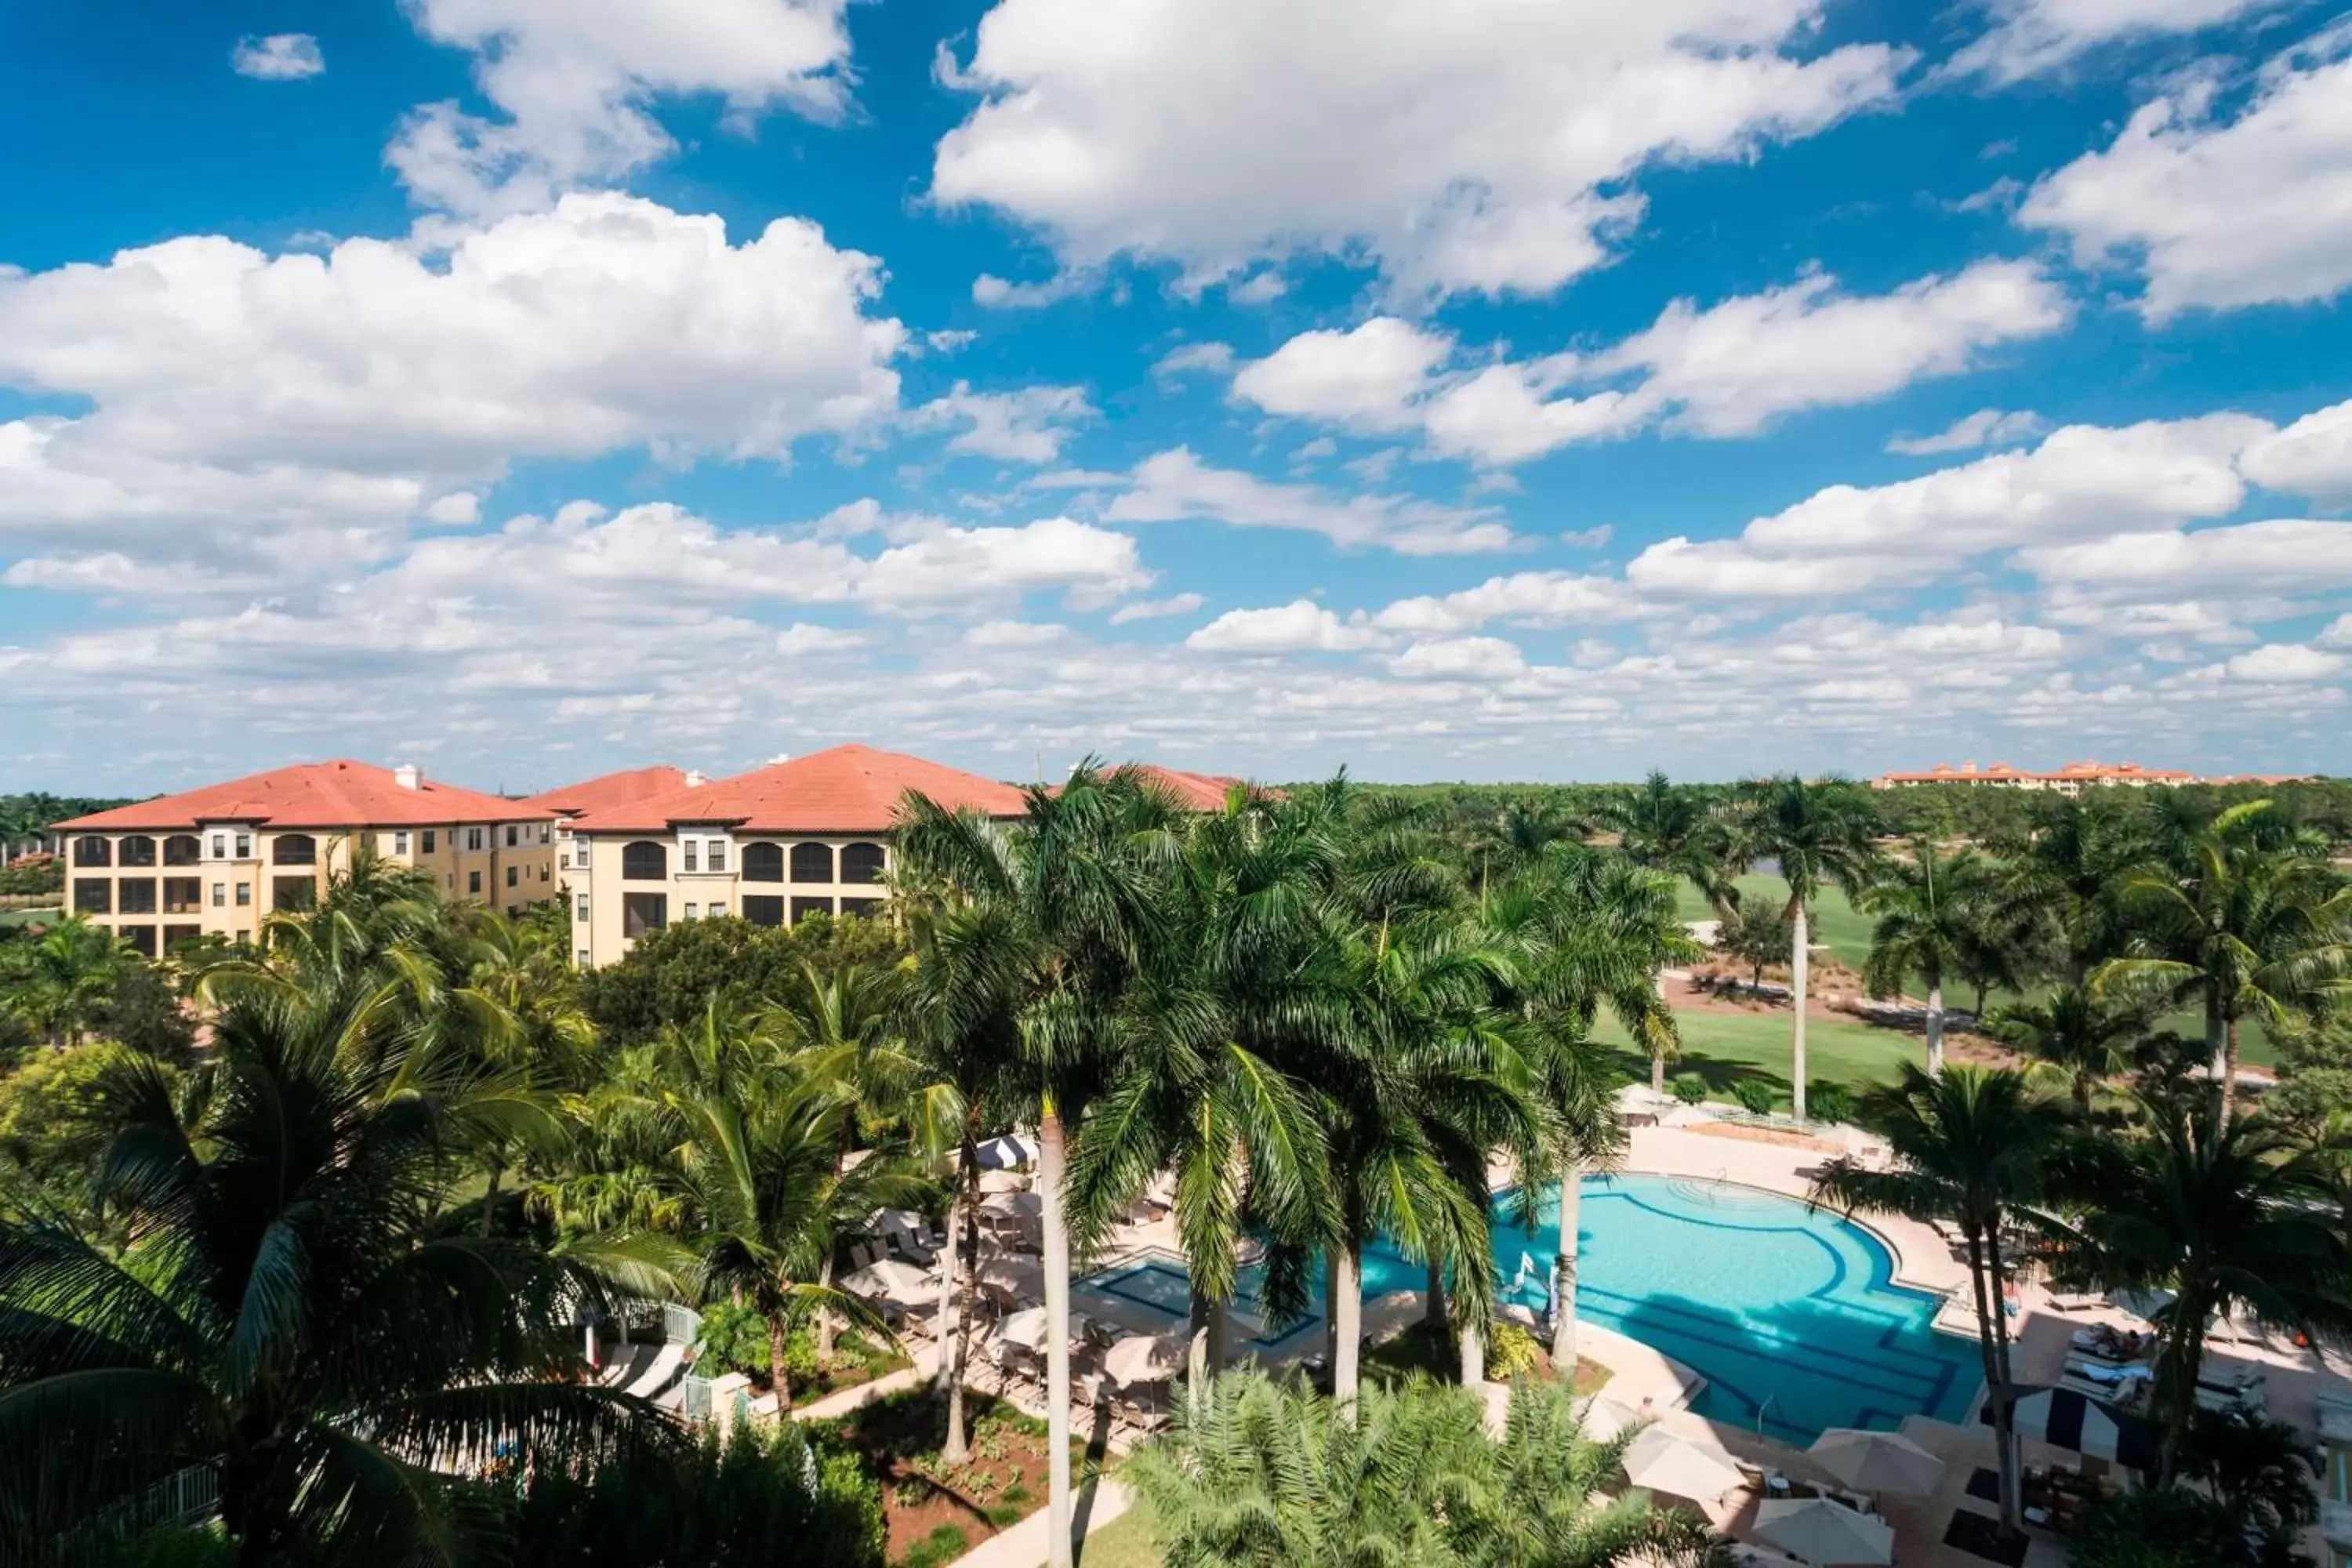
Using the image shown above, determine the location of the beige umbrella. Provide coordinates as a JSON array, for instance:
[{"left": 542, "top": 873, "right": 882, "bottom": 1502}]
[
  {"left": 840, "top": 1258, "right": 933, "bottom": 1302},
  {"left": 1578, "top": 1395, "right": 1644, "bottom": 1443},
  {"left": 975, "top": 1255, "right": 1041, "bottom": 1302},
  {"left": 1808, "top": 1428, "right": 1945, "bottom": 1496},
  {"left": 1102, "top": 1330, "right": 1189, "bottom": 1387},
  {"left": 994, "top": 1305, "right": 1052, "bottom": 1352},
  {"left": 1751, "top": 1497, "right": 1895, "bottom": 1566},
  {"left": 978, "top": 1170, "right": 1029, "bottom": 1194},
  {"left": 1621, "top": 1425, "right": 1744, "bottom": 1503},
  {"left": 980, "top": 1190, "right": 1044, "bottom": 1221}
]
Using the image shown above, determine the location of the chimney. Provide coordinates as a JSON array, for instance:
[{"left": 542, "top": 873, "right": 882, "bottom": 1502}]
[
  {"left": 684, "top": 769, "right": 707, "bottom": 789},
  {"left": 394, "top": 764, "right": 422, "bottom": 791}
]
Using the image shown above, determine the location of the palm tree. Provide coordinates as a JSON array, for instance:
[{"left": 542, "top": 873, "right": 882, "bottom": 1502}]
[
  {"left": 0, "top": 982, "right": 661, "bottom": 1563},
  {"left": 1606, "top": 771, "right": 1740, "bottom": 919},
  {"left": 0, "top": 916, "right": 125, "bottom": 1047},
  {"left": 1859, "top": 839, "right": 1994, "bottom": 1077},
  {"left": 892, "top": 762, "right": 1177, "bottom": 1568},
  {"left": 1123, "top": 1370, "right": 1719, "bottom": 1568},
  {"left": 1463, "top": 797, "right": 1585, "bottom": 891},
  {"left": 463, "top": 906, "right": 598, "bottom": 1234},
  {"left": 1811, "top": 1065, "right": 2073, "bottom": 1532},
  {"left": 2096, "top": 803, "right": 2352, "bottom": 1123},
  {"left": 1736, "top": 776, "right": 1878, "bottom": 1121},
  {"left": 1983, "top": 984, "right": 2149, "bottom": 1113},
  {"left": 2050, "top": 1099, "right": 2352, "bottom": 1480},
  {"left": 1994, "top": 793, "right": 2151, "bottom": 984}
]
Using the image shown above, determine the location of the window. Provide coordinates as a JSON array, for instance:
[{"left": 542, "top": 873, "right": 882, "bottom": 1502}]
[
  {"left": 118, "top": 879, "right": 158, "bottom": 914},
  {"left": 271, "top": 877, "right": 314, "bottom": 913},
  {"left": 708, "top": 901, "right": 727, "bottom": 919},
  {"left": 684, "top": 902, "right": 699, "bottom": 920},
  {"left": 708, "top": 840, "right": 728, "bottom": 873},
  {"left": 506, "top": 825, "right": 518, "bottom": 848},
  {"left": 120, "top": 836, "right": 158, "bottom": 867},
  {"left": 212, "top": 883, "right": 227, "bottom": 908},
  {"left": 539, "top": 865, "right": 549, "bottom": 882},
  {"left": 467, "top": 827, "right": 485, "bottom": 851},
  {"left": 212, "top": 833, "right": 227, "bottom": 858},
  {"left": 234, "top": 833, "right": 251, "bottom": 858},
  {"left": 742, "top": 842, "right": 783, "bottom": 882},
  {"left": 163, "top": 835, "right": 200, "bottom": 866},
  {"left": 577, "top": 949, "right": 590, "bottom": 967},
  {"left": 572, "top": 839, "right": 587, "bottom": 866},
  {"left": 422, "top": 829, "right": 437, "bottom": 854},
  {"left": 468, "top": 870, "right": 482, "bottom": 895},
  {"left": 790, "top": 842, "right": 834, "bottom": 883},
  {"left": 621, "top": 841, "right": 668, "bottom": 880},
  {"left": 74, "top": 836, "right": 111, "bottom": 868},
  {"left": 840, "top": 842, "right": 886, "bottom": 884},
  {"left": 506, "top": 865, "right": 517, "bottom": 888},
  {"left": 575, "top": 895, "right": 590, "bottom": 922},
  {"left": 73, "top": 878, "right": 111, "bottom": 915},
  {"left": 235, "top": 882, "right": 251, "bottom": 907},
  {"left": 539, "top": 823, "right": 550, "bottom": 844},
  {"left": 120, "top": 926, "right": 156, "bottom": 959},
  {"left": 163, "top": 924, "right": 200, "bottom": 954},
  {"left": 622, "top": 892, "right": 668, "bottom": 938},
  {"left": 840, "top": 896, "right": 884, "bottom": 919},
  {"left": 743, "top": 895, "right": 785, "bottom": 927},
  {"left": 790, "top": 896, "right": 834, "bottom": 924},
  {"left": 682, "top": 840, "right": 699, "bottom": 873},
  {"left": 394, "top": 830, "right": 410, "bottom": 855},
  {"left": 162, "top": 878, "right": 201, "bottom": 914},
  {"left": 273, "top": 834, "right": 317, "bottom": 866}
]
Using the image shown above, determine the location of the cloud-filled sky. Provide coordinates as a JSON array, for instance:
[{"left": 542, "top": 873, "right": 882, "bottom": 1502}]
[{"left": 4, "top": 0, "right": 2350, "bottom": 792}]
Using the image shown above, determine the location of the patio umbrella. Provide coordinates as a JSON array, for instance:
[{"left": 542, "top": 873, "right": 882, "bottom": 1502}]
[
  {"left": 840, "top": 1258, "right": 933, "bottom": 1302},
  {"left": 978, "top": 1170, "right": 1029, "bottom": 1193},
  {"left": 1578, "top": 1396, "right": 1643, "bottom": 1442},
  {"left": 980, "top": 1190, "right": 1044, "bottom": 1221},
  {"left": 975, "top": 1255, "right": 1042, "bottom": 1302},
  {"left": 2108, "top": 1286, "right": 2177, "bottom": 1323},
  {"left": 977, "top": 1134, "right": 1040, "bottom": 1171},
  {"left": 1807, "top": 1428, "right": 1946, "bottom": 1496},
  {"left": 1103, "top": 1330, "right": 1189, "bottom": 1387},
  {"left": 994, "top": 1305, "right": 1051, "bottom": 1352},
  {"left": 1621, "top": 1426, "right": 1744, "bottom": 1503},
  {"left": 861, "top": 1208, "right": 930, "bottom": 1243},
  {"left": 1751, "top": 1497, "right": 1894, "bottom": 1566}
]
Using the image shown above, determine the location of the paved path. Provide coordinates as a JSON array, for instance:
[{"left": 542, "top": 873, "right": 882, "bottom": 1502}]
[{"left": 942, "top": 1476, "right": 1132, "bottom": 1568}]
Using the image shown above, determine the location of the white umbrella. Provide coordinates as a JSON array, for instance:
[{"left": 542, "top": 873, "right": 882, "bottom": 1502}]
[
  {"left": 1808, "top": 1428, "right": 1946, "bottom": 1497},
  {"left": 1621, "top": 1426, "right": 1744, "bottom": 1503},
  {"left": 1578, "top": 1395, "right": 1644, "bottom": 1443},
  {"left": 1751, "top": 1497, "right": 1895, "bottom": 1566},
  {"left": 980, "top": 1190, "right": 1044, "bottom": 1221},
  {"left": 978, "top": 1170, "right": 1029, "bottom": 1193},
  {"left": 1103, "top": 1330, "right": 1189, "bottom": 1387},
  {"left": 862, "top": 1208, "right": 930, "bottom": 1243},
  {"left": 840, "top": 1258, "right": 933, "bottom": 1301},
  {"left": 994, "top": 1305, "right": 1051, "bottom": 1352},
  {"left": 975, "top": 1255, "right": 1041, "bottom": 1301},
  {"left": 977, "top": 1134, "right": 1039, "bottom": 1171},
  {"left": 2109, "top": 1286, "right": 2177, "bottom": 1323}
]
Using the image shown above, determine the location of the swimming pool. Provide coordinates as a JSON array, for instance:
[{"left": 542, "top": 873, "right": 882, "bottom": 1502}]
[{"left": 1078, "top": 1173, "right": 1983, "bottom": 1445}]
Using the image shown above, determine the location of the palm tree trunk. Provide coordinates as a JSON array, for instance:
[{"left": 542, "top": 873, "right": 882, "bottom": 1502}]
[
  {"left": 942, "top": 1191, "right": 978, "bottom": 1465},
  {"left": 1983, "top": 1225, "right": 2023, "bottom": 1534},
  {"left": 1789, "top": 903, "right": 1811, "bottom": 1121},
  {"left": 1186, "top": 1283, "right": 1230, "bottom": 1406},
  {"left": 2154, "top": 1298, "right": 2208, "bottom": 1486},
  {"left": 1962, "top": 1229, "right": 2020, "bottom": 1534},
  {"left": 2218, "top": 1016, "right": 2241, "bottom": 1129},
  {"left": 1036, "top": 1107, "right": 1075, "bottom": 1568},
  {"left": 815, "top": 1247, "right": 838, "bottom": 1363},
  {"left": 1925, "top": 980, "right": 1945, "bottom": 1079},
  {"left": 1423, "top": 1257, "right": 1448, "bottom": 1334},
  {"left": 1550, "top": 1166, "right": 1581, "bottom": 1370},
  {"left": 2204, "top": 991, "right": 2226, "bottom": 1107},
  {"left": 935, "top": 1190, "right": 964, "bottom": 1392},
  {"left": 768, "top": 1310, "right": 793, "bottom": 1415},
  {"left": 477, "top": 1156, "right": 503, "bottom": 1237},
  {"left": 1458, "top": 1314, "right": 1484, "bottom": 1389},
  {"left": 1332, "top": 1244, "right": 1363, "bottom": 1414},
  {"left": 1650, "top": 1047, "right": 1666, "bottom": 1098}
]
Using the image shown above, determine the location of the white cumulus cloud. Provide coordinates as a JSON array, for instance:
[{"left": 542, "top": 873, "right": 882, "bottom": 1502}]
[
  {"left": 1186, "top": 601, "right": 1386, "bottom": 654},
  {"left": 1950, "top": 0, "right": 2288, "bottom": 83},
  {"left": 232, "top": 34, "right": 325, "bottom": 80},
  {"left": 1105, "top": 448, "right": 1518, "bottom": 555}
]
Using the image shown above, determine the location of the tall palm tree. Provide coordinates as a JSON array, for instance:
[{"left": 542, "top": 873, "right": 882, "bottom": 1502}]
[
  {"left": 1123, "top": 1370, "right": 1719, "bottom": 1568},
  {"left": 0, "top": 916, "right": 125, "bottom": 1047},
  {"left": 1736, "top": 776, "right": 1878, "bottom": 1121},
  {"left": 1811, "top": 1065, "right": 2072, "bottom": 1532},
  {"left": 2096, "top": 802, "right": 2352, "bottom": 1123},
  {"left": 1463, "top": 797, "right": 1585, "bottom": 892},
  {"left": 0, "top": 983, "right": 661, "bottom": 1564},
  {"left": 2050, "top": 1099, "right": 2352, "bottom": 1480},
  {"left": 892, "top": 762, "right": 1177, "bottom": 1568},
  {"left": 1605, "top": 771, "right": 1740, "bottom": 919},
  {"left": 1994, "top": 793, "right": 2151, "bottom": 984},
  {"left": 1859, "top": 839, "right": 1994, "bottom": 1077},
  {"left": 1983, "top": 984, "right": 2150, "bottom": 1114}
]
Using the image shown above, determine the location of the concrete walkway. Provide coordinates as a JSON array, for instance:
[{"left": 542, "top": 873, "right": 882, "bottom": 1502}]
[{"left": 943, "top": 1476, "right": 1132, "bottom": 1568}]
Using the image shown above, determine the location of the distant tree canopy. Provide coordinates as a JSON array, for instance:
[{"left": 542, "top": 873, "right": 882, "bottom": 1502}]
[{"left": 579, "top": 910, "right": 908, "bottom": 1044}]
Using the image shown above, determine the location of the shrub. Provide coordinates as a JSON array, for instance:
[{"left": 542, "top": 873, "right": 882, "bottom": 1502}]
[
  {"left": 899, "top": 1523, "right": 969, "bottom": 1568},
  {"left": 2065, "top": 1486, "right": 2260, "bottom": 1568},
  {"left": 1484, "top": 1319, "right": 1544, "bottom": 1380},
  {"left": 1668, "top": 1073, "right": 1709, "bottom": 1105},
  {"left": 1730, "top": 1079, "right": 1779, "bottom": 1116},
  {"left": 1806, "top": 1081, "right": 1857, "bottom": 1125}
]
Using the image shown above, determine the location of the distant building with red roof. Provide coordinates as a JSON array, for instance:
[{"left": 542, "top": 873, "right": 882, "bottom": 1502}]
[
  {"left": 562, "top": 745, "right": 1029, "bottom": 965},
  {"left": 1115, "top": 764, "right": 1251, "bottom": 811},
  {"left": 1871, "top": 759, "right": 2203, "bottom": 794},
  {"left": 53, "top": 760, "right": 557, "bottom": 957},
  {"left": 522, "top": 765, "right": 695, "bottom": 821}
]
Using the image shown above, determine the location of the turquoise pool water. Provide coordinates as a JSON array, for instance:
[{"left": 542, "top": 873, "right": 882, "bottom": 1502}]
[{"left": 1078, "top": 1173, "right": 1982, "bottom": 1445}]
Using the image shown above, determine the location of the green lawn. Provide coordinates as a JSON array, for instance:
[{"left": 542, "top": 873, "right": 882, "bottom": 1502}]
[
  {"left": 1072, "top": 1495, "right": 1159, "bottom": 1568},
  {"left": 0, "top": 906, "right": 59, "bottom": 928},
  {"left": 1595, "top": 1007, "right": 1923, "bottom": 1112}
]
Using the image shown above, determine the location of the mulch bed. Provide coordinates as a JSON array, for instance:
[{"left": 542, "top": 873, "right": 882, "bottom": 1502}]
[
  {"left": 1944, "top": 1508, "right": 2031, "bottom": 1566},
  {"left": 820, "top": 1388, "right": 1087, "bottom": 1568}
]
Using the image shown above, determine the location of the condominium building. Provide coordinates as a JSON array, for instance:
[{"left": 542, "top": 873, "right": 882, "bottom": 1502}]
[
  {"left": 53, "top": 760, "right": 557, "bottom": 956},
  {"left": 521, "top": 765, "right": 693, "bottom": 906},
  {"left": 1871, "top": 760, "right": 2201, "bottom": 794},
  {"left": 561, "top": 744, "right": 1027, "bottom": 967}
]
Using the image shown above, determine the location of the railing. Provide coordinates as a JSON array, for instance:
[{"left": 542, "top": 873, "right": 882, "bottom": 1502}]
[{"left": 661, "top": 1301, "right": 703, "bottom": 1345}]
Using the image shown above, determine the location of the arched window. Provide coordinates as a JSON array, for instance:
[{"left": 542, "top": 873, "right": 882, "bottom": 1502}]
[
  {"left": 163, "top": 835, "right": 201, "bottom": 866},
  {"left": 73, "top": 836, "right": 111, "bottom": 867},
  {"left": 840, "top": 842, "right": 886, "bottom": 885},
  {"left": 621, "top": 841, "right": 668, "bottom": 880},
  {"left": 273, "top": 834, "right": 317, "bottom": 866},
  {"left": 118, "top": 836, "right": 158, "bottom": 867},
  {"left": 742, "top": 842, "right": 784, "bottom": 883},
  {"left": 789, "top": 842, "right": 834, "bottom": 883}
]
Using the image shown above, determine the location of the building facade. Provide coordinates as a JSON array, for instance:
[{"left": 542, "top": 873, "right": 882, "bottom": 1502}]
[
  {"left": 1871, "top": 760, "right": 2201, "bottom": 794},
  {"left": 561, "top": 744, "right": 1028, "bottom": 967},
  {"left": 53, "top": 760, "right": 557, "bottom": 956}
]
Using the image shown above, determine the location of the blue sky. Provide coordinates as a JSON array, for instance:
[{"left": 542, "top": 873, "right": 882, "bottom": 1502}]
[{"left": 3, "top": 0, "right": 2350, "bottom": 793}]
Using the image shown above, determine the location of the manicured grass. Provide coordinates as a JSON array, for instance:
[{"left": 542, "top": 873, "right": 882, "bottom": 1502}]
[
  {"left": 0, "top": 906, "right": 58, "bottom": 928},
  {"left": 1595, "top": 1007, "right": 1925, "bottom": 1110},
  {"left": 1073, "top": 1497, "right": 1159, "bottom": 1568}
]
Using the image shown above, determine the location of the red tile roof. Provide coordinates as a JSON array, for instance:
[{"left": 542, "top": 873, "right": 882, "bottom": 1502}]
[
  {"left": 567, "top": 745, "right": 1029, "bottom": 835},
  {"left": 1112, "top": 764, "right": 1249, "bottom": 811},
  {"left": 56, "top": 760, "right": 552, "bottom": 831},
  {"left": 521, "top": 766, "right": 691, "bottom": 818}
]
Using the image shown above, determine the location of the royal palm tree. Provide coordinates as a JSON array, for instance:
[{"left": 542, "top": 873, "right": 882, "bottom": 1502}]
[
  {"left": 1984, "top": 984, "right": 2150, "bottom": 1114},
  {"left": 1995, "top": 793, "right": 2151, "bottom": 984},
  {"left": 1860, "top": 839, "right": 1994, "bottom": 1077},
  {"left": 1735, "top": 776, "right": 1878, "bottom": 1121},
  {"left": 2096, "top": 803, "right": 2352, "bottom": 1123},
  {"left": 0, "top": 983, "right": 661, "bottom": 1564},
  {"left": 1124, "top": 1370, "right": 1719, "bottom": 1568},
  {"left": 1605, "top": 771, "right": 1741, "bottom": 919},
  {"left": 1463, "top": 797, "right": 1585, "bottom": 892},
  {"left": 2050, "top": 1099, "right": 2352, "bottom": 1480},
  {"left": 0, "top": 915, "right": 124, "bottom": 1047},
  {"left": 1812, "top": 1065, "right": 2072, "bottom": 1532}
]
